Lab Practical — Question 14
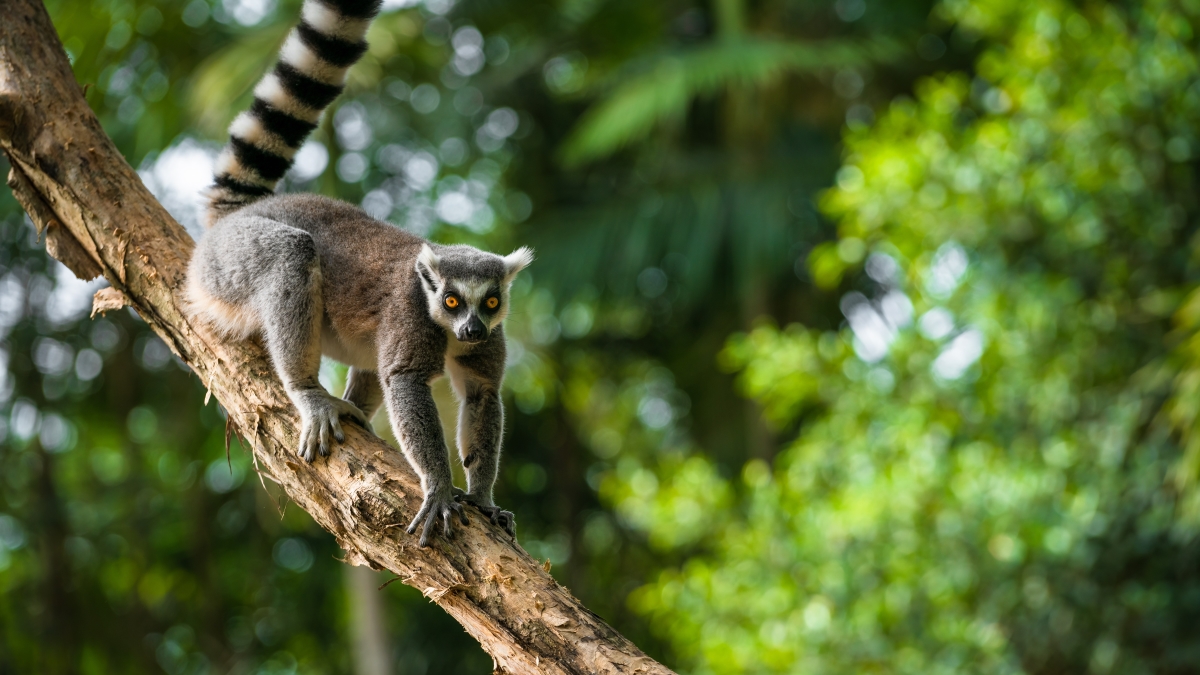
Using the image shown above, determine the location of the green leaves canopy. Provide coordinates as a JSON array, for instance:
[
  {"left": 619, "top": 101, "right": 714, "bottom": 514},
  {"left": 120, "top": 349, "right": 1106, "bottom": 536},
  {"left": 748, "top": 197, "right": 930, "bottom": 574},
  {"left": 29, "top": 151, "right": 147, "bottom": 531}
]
[
  {"left": 614, "top": 1, "right": 1200, "bottom": 673},
  {"left": 560, "top": 37, "right": 898, "bottom": 166}
]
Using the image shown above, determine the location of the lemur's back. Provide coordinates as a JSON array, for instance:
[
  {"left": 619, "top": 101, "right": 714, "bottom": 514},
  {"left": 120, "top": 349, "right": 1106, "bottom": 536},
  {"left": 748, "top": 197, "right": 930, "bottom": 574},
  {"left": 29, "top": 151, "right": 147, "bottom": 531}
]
[
  {"left": 237, "top": 193, "right": 425, "bottom": 280},
  {"left": 237, "top": 194, "right": 427, "bottom": 341}
]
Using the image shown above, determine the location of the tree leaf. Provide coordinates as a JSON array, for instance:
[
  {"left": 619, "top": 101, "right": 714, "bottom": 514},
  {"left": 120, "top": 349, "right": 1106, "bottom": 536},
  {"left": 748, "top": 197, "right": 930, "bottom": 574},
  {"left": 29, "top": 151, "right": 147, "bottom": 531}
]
[{"left": 560, "top": 37, "right": 899, "bottom": 166}]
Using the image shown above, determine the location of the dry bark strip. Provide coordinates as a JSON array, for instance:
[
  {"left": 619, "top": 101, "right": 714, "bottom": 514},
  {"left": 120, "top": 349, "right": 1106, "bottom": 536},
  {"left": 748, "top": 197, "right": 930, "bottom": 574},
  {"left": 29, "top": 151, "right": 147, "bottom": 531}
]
[{"left": 0, "top": 3, "right": 676, "bottom": 673}]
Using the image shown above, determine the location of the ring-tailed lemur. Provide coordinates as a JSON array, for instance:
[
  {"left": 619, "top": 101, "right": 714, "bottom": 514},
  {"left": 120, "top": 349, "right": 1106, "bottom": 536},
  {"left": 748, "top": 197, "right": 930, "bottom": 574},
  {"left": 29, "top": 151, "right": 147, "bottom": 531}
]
[{"left": 185, "top": 0, "right": 530, "bottom": 546}]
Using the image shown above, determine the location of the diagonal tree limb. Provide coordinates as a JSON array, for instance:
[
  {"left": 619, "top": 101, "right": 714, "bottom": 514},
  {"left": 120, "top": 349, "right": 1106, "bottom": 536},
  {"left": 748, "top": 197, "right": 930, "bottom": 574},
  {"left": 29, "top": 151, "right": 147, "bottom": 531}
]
[{"left": 0, "top": 2, "right": 676, "bottom": 673}]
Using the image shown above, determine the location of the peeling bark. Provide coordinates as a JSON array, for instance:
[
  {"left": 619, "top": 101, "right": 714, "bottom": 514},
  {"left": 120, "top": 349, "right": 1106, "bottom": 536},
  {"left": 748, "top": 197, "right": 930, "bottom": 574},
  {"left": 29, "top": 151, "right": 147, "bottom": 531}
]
[
  {"left": 0, "top": 2, "right": 676, "bottom": 673},
  {"left": 7, "top": 162, "right": 101, "bottom": 280},
  {"left": 90, "top": 286, "right": 127, "bottom": 317}
]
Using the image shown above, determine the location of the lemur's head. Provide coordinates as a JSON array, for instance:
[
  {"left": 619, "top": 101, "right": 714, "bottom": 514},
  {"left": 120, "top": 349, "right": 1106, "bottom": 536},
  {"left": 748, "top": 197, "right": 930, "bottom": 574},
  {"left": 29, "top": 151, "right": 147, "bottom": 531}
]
[{"left": 415, "top": 243, "right": 534, "bottom": 343}]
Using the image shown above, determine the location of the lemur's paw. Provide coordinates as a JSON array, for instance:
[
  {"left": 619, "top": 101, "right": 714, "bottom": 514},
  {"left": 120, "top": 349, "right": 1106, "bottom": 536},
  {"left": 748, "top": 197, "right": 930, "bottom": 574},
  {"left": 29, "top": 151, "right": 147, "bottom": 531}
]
[
  {"left": 296, "top": 393, "right": 368, "bottom": 462},
  {"left": 407, "top": 489, "right": 470, "bottom": 547},
  {"left": 339, "top": 398, "right": 376, "bottom": 433},
  {"left": 493, "top": 509, "right": 516, "bottom": 538},
  {"left": 454, "top": 493, "right": 517, "bottom": 538},
  {"left": 333, "top": 398, "right": 369, "bottom": 428}
]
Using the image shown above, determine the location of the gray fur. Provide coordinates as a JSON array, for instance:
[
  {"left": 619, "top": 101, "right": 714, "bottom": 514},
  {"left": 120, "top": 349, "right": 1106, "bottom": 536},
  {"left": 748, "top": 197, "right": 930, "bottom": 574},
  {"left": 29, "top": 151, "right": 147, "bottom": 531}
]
[
  {"left": 187, "top": 194, "right": 532, "bottom": 545},
  {"left": 190, "top": 0, "right": 529, "bottom": 547},
  {"left": 343, "top": 366, "right": 383, "bottom": 418}
]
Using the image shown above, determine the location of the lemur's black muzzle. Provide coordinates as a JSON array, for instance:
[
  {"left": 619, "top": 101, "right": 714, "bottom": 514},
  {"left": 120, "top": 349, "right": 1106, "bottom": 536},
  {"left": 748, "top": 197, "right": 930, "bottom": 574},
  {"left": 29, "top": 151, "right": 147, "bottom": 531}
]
[{"left": 459, "top": 316, "right": 487, "bottom": 342}]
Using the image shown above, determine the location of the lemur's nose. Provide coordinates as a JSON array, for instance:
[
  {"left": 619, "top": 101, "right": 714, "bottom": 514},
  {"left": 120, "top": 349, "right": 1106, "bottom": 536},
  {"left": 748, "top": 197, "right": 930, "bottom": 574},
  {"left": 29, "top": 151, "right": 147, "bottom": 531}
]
[{"left": 462, "top": 317, "right": 486, "bottom": 341}]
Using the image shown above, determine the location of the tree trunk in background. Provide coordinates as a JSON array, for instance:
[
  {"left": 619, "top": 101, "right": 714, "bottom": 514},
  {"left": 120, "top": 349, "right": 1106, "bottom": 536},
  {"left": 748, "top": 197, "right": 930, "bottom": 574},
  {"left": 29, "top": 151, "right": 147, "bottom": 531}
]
[
  {"left": 716, "top": 0, "right": 777, "bottom": 462},
  {"left": 0, "top": 2, "right": 676, "bottom": 674},
  {"left": 33, "top": 442, "right": 77, "bottom": 674},
  {"left": 346, "top": 566, "right": 393, "bottom": 675}
]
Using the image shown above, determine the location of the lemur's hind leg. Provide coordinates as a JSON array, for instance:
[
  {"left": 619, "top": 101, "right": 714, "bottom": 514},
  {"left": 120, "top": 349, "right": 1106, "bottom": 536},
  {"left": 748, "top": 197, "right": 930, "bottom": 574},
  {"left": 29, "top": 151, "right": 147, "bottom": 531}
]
[
  {"left": 447, "top": 361, "right": 514, "bottom": 537},
  {"left": 190, "top": 215, "right": 365, "bottom": 461},
  {"left": 344, "top": 367, "right": 384, "bottom": 422}
]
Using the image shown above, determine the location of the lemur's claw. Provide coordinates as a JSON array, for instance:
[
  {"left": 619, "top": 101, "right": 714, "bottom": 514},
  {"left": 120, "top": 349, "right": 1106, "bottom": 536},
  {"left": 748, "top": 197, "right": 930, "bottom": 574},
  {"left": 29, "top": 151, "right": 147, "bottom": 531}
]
[
  {"left": 454, "top": 493, "right": 517, "bottom": 539},
  {"left": 498, "top": 510, "right": 516, "bottom": 537},
  {"left": 296, "top": 393, "right": 365, "bottom": 462},
  {"left": 407, "top": 491, "right": 467, "bottom": 547}
]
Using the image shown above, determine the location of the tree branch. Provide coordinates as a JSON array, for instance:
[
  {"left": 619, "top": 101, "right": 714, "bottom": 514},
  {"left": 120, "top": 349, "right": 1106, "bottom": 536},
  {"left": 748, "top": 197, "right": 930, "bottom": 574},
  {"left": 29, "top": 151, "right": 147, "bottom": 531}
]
[{"left": 0, "top": 2, "right": 675, "bottom": 673}]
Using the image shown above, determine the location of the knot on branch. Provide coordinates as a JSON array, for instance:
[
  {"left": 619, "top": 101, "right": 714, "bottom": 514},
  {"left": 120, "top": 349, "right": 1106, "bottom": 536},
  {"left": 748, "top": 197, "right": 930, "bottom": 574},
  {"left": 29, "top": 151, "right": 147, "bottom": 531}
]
[
  {"left": 353, "top": 491, "right": 404, "bottom": 528},
  {"left": 0, "top": 94, "right": 32, "bottom": 151}
]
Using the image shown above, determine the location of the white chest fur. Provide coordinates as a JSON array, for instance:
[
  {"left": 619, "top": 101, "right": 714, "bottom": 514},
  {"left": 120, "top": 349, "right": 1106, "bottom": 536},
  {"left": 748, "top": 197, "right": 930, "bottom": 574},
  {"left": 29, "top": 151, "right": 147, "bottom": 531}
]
[{"left": 443, "top": 333, "right": 478, "bottom": 398}]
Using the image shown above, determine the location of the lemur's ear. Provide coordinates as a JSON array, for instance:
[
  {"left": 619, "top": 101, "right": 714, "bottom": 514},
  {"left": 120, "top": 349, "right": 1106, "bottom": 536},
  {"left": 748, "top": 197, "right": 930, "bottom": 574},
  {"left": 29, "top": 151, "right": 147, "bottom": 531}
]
[
  {"left": 502, "top": 246, "right": 534, "bottom": 283},
  {"left": 415, "top": 244, "right": 441, "bottom": 291}
]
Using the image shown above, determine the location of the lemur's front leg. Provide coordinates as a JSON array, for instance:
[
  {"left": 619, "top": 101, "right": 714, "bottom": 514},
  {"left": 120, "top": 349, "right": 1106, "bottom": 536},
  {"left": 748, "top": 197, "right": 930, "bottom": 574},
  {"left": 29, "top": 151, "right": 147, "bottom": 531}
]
[
  {"left": 384, "top": 371, "right": 468, "bottom": 546},
  {"left": 449, "top": 368, "right": 515, "bottom": 537}
]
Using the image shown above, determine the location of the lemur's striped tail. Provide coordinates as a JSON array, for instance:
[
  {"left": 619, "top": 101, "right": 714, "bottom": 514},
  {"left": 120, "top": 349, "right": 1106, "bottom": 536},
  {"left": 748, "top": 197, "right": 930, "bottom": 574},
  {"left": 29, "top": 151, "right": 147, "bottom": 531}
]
[{"left": 205, "top": 0, "right": 383, "bottom": 225}]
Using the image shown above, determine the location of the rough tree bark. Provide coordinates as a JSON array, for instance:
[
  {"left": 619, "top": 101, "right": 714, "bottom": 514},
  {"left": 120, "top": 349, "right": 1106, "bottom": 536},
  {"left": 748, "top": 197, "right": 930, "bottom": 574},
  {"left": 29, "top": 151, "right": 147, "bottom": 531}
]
[{"left": 0, "top": 2, "right": 676, "bottom": 674}]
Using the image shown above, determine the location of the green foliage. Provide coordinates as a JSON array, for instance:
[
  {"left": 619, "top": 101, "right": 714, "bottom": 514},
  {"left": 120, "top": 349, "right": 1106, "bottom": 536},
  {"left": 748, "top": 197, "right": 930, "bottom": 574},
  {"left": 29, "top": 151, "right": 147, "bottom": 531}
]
[
  {"left": 17, "top": 0, "right": 1175, "bottom": 672},
  {"left": 48, "top": 0, "right": 231, "bottom": 162},
  {"left": 560, "top": 37, "right": 899, "bottom": 166},
  {"left": 618, "top": 1, "right": 1200, "bottom": 673}
]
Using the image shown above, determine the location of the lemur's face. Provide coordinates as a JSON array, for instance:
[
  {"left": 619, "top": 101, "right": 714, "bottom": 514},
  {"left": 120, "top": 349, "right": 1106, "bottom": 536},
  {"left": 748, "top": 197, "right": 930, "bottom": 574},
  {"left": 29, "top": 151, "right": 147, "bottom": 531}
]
[{"left": 415, "top": 244, "right": 533, "bottom": 343}]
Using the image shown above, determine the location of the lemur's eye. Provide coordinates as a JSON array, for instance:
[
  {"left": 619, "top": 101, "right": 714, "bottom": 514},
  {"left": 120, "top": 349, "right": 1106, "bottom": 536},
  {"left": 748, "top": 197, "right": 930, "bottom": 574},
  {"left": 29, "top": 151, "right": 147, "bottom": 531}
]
[
  {"left": 486, "top": 296, "right": 500, "bottom": 310},
  {"left": 444, "top": 295, "right": 459, "bottom": 309}
]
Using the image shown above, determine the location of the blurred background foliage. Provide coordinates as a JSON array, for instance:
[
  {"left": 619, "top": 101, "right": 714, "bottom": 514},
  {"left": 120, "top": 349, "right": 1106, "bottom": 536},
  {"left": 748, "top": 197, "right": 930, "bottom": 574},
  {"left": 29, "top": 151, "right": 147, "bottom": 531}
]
[{"left": 3, "top": 0, "right": 1200, "bottom": 673}]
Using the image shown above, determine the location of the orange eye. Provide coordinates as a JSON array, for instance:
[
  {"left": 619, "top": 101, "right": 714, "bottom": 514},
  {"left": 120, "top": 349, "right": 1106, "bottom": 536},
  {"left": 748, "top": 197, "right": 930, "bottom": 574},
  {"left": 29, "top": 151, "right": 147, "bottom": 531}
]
[
  {"left": 486, "top": 296, "right": 499, "bottom": 309},
  {"left": 445, "top": 295, "right": 459, "bottom": 309}
]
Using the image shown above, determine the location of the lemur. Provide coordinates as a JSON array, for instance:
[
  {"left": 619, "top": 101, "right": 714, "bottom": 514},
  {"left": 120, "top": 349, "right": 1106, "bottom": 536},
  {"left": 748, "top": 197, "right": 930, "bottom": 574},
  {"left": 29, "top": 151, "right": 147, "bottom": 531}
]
[{"left": 185, "top": 0, "right": 530, "bottom": 546}]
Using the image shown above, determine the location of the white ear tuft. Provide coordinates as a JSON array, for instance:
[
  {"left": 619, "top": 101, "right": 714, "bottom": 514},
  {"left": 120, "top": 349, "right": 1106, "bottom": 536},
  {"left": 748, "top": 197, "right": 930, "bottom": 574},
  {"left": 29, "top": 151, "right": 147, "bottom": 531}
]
[
  {"left": 503, "top": 246, "right": 534, "bottom": 281},
  {"left": 415, "top": 244, "right": 441, "bottom": 289},
  {"left": 417, "top": 244, "right": 440, "bottom": 272}
]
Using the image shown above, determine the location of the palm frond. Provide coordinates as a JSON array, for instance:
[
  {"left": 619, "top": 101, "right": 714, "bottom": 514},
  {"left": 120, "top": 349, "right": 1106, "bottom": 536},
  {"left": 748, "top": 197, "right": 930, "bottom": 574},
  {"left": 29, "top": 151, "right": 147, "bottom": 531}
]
[
  {"left": 527, "top": 153, "right": 834, "bottom": 311},
  {"left": 559, "top": 37, "right": 899, "bottom": 166}
]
